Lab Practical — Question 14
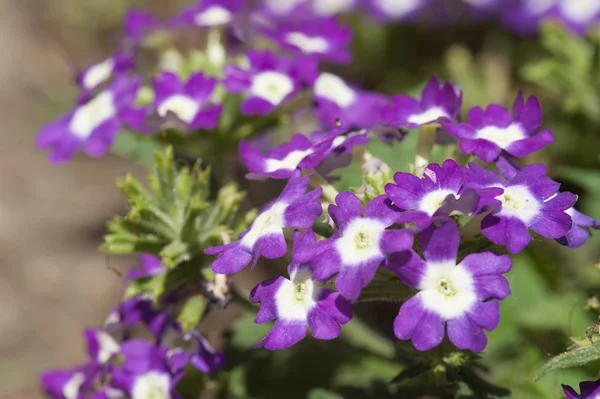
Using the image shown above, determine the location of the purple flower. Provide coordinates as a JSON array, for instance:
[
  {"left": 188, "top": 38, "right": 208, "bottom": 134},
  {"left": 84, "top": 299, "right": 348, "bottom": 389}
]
[
  {"left": 123, "top": 9, "right": 162, "bottom": 43},
  {"left": 385, "top": 159, "right": 480, "bottom": 230},
  {"left": 84, "top": 328, "right": 121, "bottom": 364},
  {"left": 311, "top": 0, "right": 357, "bottom": 16},
  {"left": 170, "top": 0, "right": 243, "bottom": 28},
  {"left": 443, "top": 92, "right": 554, "bottom": 162},
  {"left": 389, "top": 220, "right": 511, "bottom": 352},
  {"left": 556, "top": 207, "right": 600, "bottom": 248},
  {"left": 262, "top": 17, "right": 352, "bottom": 63},
  {"left": 37, "top": 76, "right": 140, "bottom": 163},
  {"left": 314, "top": 72, "right": 388, "bottom": 128},
  {"left": 312, "top": 193, "right": 413, "bottom": 300},
  {"left": 126, "top": 253, "right": 165, "bottom": 281},
  {"left": 563, "top": 378, "right": 600, "bottom": 399},
  {"left": 41, "top": 365, "right": 95, "bottom": 399},
  {"left": 126, "top": 71, "right": 222, "bottom": 133},
  {"left": 223, "top": 50, "right": 317, "bottom": 115},
  {"left": 76, "top": 50, "right": 135, "bottom": 92},
  {"left": 464, "top": 162, "right": 577, "bottom": 254},
  {"left": 205, "top": 170, "right": 322, "bottom": 274},
  {"left": 260, "top": 0, "right": 356, "bottom": 17},
  {"left": 365, "top": 0, "right": 429, "bottom": 20},
  {"left": 545, "top": 1, "right": 600, "bottom": 35},
  {"left": 105, "top": 297, "right": 174, "bottom": 339},
  {"left": 185, "top": 331, "right": 226, "bottom": 373},
  {"left": 382, "top": 76, "right": 462, "bottom": 129},
  {"left": 250, "top": 229, "right": 353, "bottom": 350},
  {"left": 502, "top": 0, "right": 553, "bottom": 35}
]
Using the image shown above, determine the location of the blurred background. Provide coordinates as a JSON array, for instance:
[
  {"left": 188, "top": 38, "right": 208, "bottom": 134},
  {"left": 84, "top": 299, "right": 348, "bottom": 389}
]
[{"left": 3, "top": 0, "right": 600, "bottom": 398}]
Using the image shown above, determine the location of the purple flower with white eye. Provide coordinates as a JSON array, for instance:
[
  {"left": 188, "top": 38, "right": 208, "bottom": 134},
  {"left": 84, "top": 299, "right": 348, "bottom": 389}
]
[
  {"left": 84, "top": 328, "right": 121, "bottom": 364},
  {"left": 312, "top": 193, "right": 413, "bottom": 300},
  {"left": 563, "top": 378, "right": 600, "bottom": 399},
  {"left": 389, "top": 220, "right": 511, "bottom": 352},
  {"left": 385, "top": 159, "right": 480, "bottom": 230},
  {"left": 263, "top": 17, "right": 352, "bottom": 63},
  {"left": 382, "top": 76, "right": 462, "bottom": 129},
  {"left": 443, "top": 92, "right": 554, "bottom": 163},
  {"left": 76, "top": 50, "right": 134, "bottom": 92},
  {"left": 239, "top": 134, "right": 333, "bottom": 180},
  {"left": 223, "top": 50, "right": 317, "bottom": 115},
  {"left": 205, "top": 170, "right": 322, "bottom": 274},
  {"left": 314, "top": 72, "right": 388, "bottom": 129},
  {"left": 36, "top": 76, "right": 140, "bottom": 163},
  {"left": 556, "top": 208, "right": 600, "bottom": 248},
  {"left": 170, "top": 0, "right": 243, "bottom": 28},
  {"left": 250, "top": 229, "right": 353, "bottom": 350},
  {"left": 41, "top": 365, "right": 95, "bottom": 399},
  {"left": 464, "top": 162, "right": 577, "bottom": 254},
  {"left": 366, "top": 0, "right": 428, "bottom": 20},
  {"left": 545, "top": 1, "right": 600, "bottom": 35}
]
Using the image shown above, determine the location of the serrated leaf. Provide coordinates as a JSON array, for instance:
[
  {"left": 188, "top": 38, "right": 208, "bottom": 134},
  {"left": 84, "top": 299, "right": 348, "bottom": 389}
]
[{"left": 535, "top": 342, "right": 600, "bottom": 381}]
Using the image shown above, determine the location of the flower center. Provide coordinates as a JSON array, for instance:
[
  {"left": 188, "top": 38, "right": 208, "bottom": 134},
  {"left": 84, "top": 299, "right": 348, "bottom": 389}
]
[
  {"left": 240, "top": 202, "right": 287, "bottom": 248},
  {"left": 157, "top": 95, "right": 200, "bottom": 124},
  {"left": 147, "top": 386, "right": 168, "bottom": 399},
  {"left": 437, "top": 278, "right": 456, "bottom": 297},
  {"left": 419, "top": 189, "right": 456, "bottom": 216},
  {"left": 314, "top": 72, "right": 356, "bottom": 108},
  {"left": 354, "top": 231, "right": 369, "bottom": 249},
  {"left": 265, "top": 149, "right": 313, "bottom": 172},
  {"left": 69, "top": 91, "right": 116, "bottom": 139},
  {"left": 294, "top": 280, "right": 308, "bottom": 301},
  {"left": 251, "top": 71, "right": 294, "bottom": 106},
  {"left": 494, "top": 185, "right": 541, "bottom": 224},
  {"left": 285, "top": 32, "right": 329, "bottom": 54},
  {"left": 475, "top": 123, "right": 526, "bottom": 149}
]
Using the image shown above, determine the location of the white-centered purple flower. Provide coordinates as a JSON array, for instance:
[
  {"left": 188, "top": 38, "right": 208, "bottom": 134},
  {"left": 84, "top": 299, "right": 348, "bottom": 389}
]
[
  {"left": 382, "top": 76, "right": 462, "bottom": 129},
  {"left": 443, "top": 92, "right": 554, "bottom": 163},
  {"left": 262, "top": 17, "right": 352, "bottom": 63},
  {"left": 311, "top": 193, "right": 413, "bottom": 300},
  {"left": 41, "top": 365, "right": 96, "bottom": 399},
  {"left": 563, "top": 378, "right": 600, "bottom": 399},
  {"left": 250, "top": 229, "right": 353, "bottom": 350},
  {"left": 37, "top": 76, "right": 140, "bottom": 163},
  {"left": 464, "top": 162, "right": 577, "bottom": 254},
  {"left": 84, "top": 328, "right": 121, "bottom": 364},
  {"left": 389, "top": 220, "right": 511, "bottom": 352},
  {"left": 206, "top": 170, "right": 322, "bottom": 274},
  {"left": 223, "top": 50, "right": 317, "bottom": 115},
  {"left": 76, "top": 50, "right": 135, "bottom": 92},
  {"left": 385, "top": 159, "right": 480, "bottom": 230},
  {"left": 366, "top": 0, "right": 429, "bottom": 20},
  {"left": 170, "top": 0, "right": 243, "bottom": 28},
  {"left": 556, "top": 208, "right": 600, "bottom": 248},
  {"left": 314, "top": 72, "right": 388, "bottom": 129}
]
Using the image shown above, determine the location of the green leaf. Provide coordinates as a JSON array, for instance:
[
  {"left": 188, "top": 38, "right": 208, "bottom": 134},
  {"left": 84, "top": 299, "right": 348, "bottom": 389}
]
[
  {"left": 535, "top": 342, "right": 600, "bottom": 381},
  {"left": 112, "top": 131, "right": 161, "bottom": 167},
  {"left": 230, "top": 312, "right": 271, "bottom": 350},
  {"left": 307, "top": 388, "right": 342, "bottom": 399},
  {"left": 176, "top": 295, "right": 208, "bottom": 333}
]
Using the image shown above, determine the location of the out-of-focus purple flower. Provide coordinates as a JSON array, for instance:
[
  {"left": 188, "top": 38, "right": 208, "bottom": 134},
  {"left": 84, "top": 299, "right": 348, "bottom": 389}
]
[
  {"left": 84, "top": 328, "right": 121, "bottom": 364},
  {"left": 41, "top": 365, "right": 96, "bottom": 399},
  {"left": 312, "top": 193, "right": 413, "bottom": 300},
  {"left": 556, "top": 207, "right": 600, "bottom": 248},
  {"left": 383, "top": 76, "right": 462, "bottom": 129},
  {"left": 262, "top": 17, "right": 352, "bottom": 63},
  {"left": 464, "top": 162, "right": 577, "bottom": 254},
  {"left": 563, "top": 378, "right": 600, "bottom": 398},
  {"left": 123, "top": 9, "right": 163, "bottom": 43},
  {"left": 170, "top": 0, "right": 244, "bottom": 28},
  {"left": 443, "top": 92, "right": 554, "bottom": 163},
  {"left": 314, "top": 72, "right": 388, "bottom": 128},
  {"left": 185, "top": 331, "right": 226, "bottom": 372},
  {"left": 223, "top": 50, "right": 317, "bottom": 115},
  {"left": 250, "top": 229, "right": 353, "bottom": 350},
  {"left": 366, "top": 0, "right": 429, "bottom": 21},
  {"left": 502, "top": 1, "right": 555, "bottom": 35},
  {"left": 206, "top": 170, "right": 322, "bottom": 274},
  {"left": 127, "top": 253, "right": 165, "bottom": 281},
  {"left": 76, "top": 50, "right": 135, "bottom": 92},
  {"left": 389, "top": 220, "right": 511, "bottom": 352},
  {"left": 260, "top": 0, "right": 357, "bottom": 17},
  {"left": 105, "top": 297, "right": 174, "bottom": 339},
  {"left": 37, "top": 76, "right": 140, "bottom": 163},
  {"left": 385, "top": 159, "right": 480, "bottom": 229},
  {"left": 311, "top": 0, "right": 357, "bottom": 16}
]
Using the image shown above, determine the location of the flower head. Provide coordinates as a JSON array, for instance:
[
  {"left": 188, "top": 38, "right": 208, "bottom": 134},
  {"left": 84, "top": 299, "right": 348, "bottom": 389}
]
[
  {"left": 312, "top": 192, "right": 413, "bottom": 300},
  {"left": 206, "top": 170, "right": 322, "bottom": 274},
  {"left": 385, "top": 159, "right": 479, "bottom": 229},
  {"left": 76, "top": 50, "right": 135, "bottom": 92},
  {"left": 170, "top": 0, "right": 244, "bottom": 28},
  {"left": 37, "top": 76, "right": 140, "bottom": 163},
  {"left": 563, "top": 378, "right": 600, "bottom": 399},
  {"left": 366, "top": 0, "right": 429, "bottom": 21},
  {"left": 250, "top": 229, "right": 353, "bottom": 350},
  {"left": 556, "top": 207, "right": 600, "bottom": 248},
  {"left": 123, "top": 9, "right": 163, "bottom": 44},
  {"left": 41, "top": 365, "right": 98, "bottom": 399},
  {"left": 262, "top": 17, "right": 352, "bottom": 63},
  {"left": 464, "top": 162, "right": 577, "bottom": 254},
  {"left": 383, "top": 76, "right": 462, "bottom": 129},
  {"left": 84, "top": 328, "right": 121, "bottom": 364},
  {"left": 389, "top": 220, "right": 511, "bottom": 352},
  {"left": 223, "top": 50, "right": 317, "bottom": 115},
  {"left": 314, "top": 72, "right": 388, "bottom": 129},
  {"left": 443, "top": 92, "right": 554, "bottom": 162}
]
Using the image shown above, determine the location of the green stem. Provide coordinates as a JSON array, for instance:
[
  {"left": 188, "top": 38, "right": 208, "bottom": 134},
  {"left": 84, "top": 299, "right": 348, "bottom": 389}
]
[
  {"left": 312, "top": 221, "right": 335, "bottom": 239},
  {"left": 340, "top": 317, "right": 396, "bottom": 359},
  {"left": 309, "top": 172, "right": 339, "bottom": 204},
  {"left": 415, "top": 124, "right": 438, "bottom": 172}
]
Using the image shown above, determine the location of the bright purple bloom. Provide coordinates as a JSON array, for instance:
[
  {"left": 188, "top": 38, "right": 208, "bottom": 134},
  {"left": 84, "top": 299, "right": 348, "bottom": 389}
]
[
  {"left": 41, "top": 365, "right": 96, "bottom": 399},
  {"left": 365, "top": 0, "right": 429, "bottom": 20},
  {"left": 37, "top": 76, "right": 140, "bottom": 163},
  {"left": 314, "top": 72, "right": 388, "bottom": 128},
  {"left": 206, "top": 170, "right": 322, "bottom": 274},
  {"left": 443, "top": 92, "right": 554, "bottom": 162},
  {"left": 389, "top": 220, "right": 511, "bottom": 352},
  {"left": 262, "top": 17, "right": 352, "bottom": 63},
  {"left": 123, "top": 9, "right": 162, "bottom": 43},
  {"left": 464, "top": 162, "right": 577, "bottom": 254},
  {"left": 76, "top": 50, "right": 134, "bottom": 91},
  {"left": 223, "top": 50, "right": 317, "bottom": 115},
  {"left": 126, "top": 71, "right": 222, "bottom": 133},
  {"left": 250, "top": 229, "right": 353, "bottom": 350},
  {"left": 563, "top": 378, "right": 600, "bottom": 399},
  {"left": 557, "top": 207, "right": 600, "bottom": 248},
  {"left": 170, "top": 0, "right": 243, "bottom": 28},
  {"left": 385, "top": 159, "right": 480, "bottom": 230},
  {"left": 312, "top": 193, "right": 413, "bottom": 300},
  {"left": 84, "top": 328, "right": 120, "bottom": 364},
  {"left": 383, "top": 76, "right": 462, "bottom": 129}
]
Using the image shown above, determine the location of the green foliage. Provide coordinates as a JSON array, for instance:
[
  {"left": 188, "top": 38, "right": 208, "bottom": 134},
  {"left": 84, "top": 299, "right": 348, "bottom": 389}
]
[{"left": 536, "top": 343, "right": 600, "bottom": 381}]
